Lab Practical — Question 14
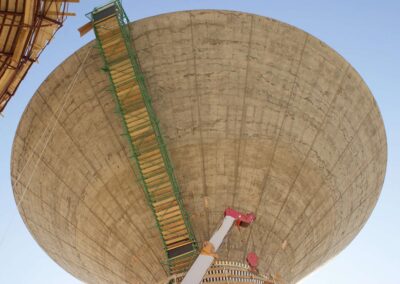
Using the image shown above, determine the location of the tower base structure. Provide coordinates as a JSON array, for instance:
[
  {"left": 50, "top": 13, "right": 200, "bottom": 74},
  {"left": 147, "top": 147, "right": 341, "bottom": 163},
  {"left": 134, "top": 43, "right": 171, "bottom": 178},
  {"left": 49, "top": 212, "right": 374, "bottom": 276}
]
[{"left": 162, "top": 260, "right": 275, "bottom": 284}]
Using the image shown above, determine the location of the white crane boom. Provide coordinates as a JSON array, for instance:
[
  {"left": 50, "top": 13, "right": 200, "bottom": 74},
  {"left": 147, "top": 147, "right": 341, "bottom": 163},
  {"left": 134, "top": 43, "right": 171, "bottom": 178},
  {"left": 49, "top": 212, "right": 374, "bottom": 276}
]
[{"left": 181, "top": 208, "right": 256, "bottom": 284}]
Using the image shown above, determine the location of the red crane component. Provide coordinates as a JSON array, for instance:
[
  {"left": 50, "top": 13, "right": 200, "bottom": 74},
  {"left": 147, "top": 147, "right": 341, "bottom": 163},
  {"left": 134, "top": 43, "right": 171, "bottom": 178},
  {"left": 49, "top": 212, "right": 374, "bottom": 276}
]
[
  {"left": 246, "top": 252, "right": 259, "bottom": 273},
  {"left": 224, "top": 207, "right": 256, "bottom": 227}
]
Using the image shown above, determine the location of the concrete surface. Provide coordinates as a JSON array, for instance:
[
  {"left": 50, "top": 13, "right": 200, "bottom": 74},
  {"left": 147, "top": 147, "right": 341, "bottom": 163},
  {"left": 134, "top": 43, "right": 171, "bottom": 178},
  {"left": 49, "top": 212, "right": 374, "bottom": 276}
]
[{"left": 11, "top": 10, "right": 387, "bottom": 283}]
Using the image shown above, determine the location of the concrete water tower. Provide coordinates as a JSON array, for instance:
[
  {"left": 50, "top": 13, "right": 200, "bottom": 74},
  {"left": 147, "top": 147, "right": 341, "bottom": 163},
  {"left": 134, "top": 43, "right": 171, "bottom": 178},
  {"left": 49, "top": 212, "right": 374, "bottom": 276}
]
[{"left": 11, "top": 1, "right": 386, "bottom": 283}]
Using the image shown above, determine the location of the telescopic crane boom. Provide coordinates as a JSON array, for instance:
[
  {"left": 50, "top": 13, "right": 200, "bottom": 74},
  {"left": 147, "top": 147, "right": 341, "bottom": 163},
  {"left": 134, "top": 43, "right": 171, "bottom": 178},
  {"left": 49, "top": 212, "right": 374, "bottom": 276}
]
[{"left": 181, "top": 208, "right": 256, "bottom": 284}]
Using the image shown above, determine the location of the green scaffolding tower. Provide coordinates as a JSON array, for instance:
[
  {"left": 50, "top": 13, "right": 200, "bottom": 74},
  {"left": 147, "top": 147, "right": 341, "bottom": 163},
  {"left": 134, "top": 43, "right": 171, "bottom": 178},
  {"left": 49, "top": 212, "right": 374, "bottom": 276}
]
[{"left": 88, "top": 0, "right": 198, "bottom": 275}]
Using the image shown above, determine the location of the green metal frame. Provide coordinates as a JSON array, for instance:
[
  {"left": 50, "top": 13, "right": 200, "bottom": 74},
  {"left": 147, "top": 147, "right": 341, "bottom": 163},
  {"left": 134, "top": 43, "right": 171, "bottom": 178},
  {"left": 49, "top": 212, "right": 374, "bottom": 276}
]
[{"left": 89, "top": 0, "right": 198, "bottom": 273}]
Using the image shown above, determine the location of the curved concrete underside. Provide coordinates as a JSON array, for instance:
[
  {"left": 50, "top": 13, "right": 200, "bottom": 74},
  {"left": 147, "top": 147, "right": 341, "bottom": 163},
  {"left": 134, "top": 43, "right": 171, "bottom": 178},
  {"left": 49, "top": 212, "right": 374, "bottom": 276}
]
[{"left": 11, "top": 10, "right": 386, "bottom": 283}]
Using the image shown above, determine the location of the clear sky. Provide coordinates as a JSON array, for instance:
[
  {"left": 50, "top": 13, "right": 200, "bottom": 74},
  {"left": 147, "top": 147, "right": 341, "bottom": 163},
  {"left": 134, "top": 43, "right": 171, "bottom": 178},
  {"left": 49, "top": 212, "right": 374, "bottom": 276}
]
[{"left": 0, "top": 0, "right": 399, "bottom": 283}]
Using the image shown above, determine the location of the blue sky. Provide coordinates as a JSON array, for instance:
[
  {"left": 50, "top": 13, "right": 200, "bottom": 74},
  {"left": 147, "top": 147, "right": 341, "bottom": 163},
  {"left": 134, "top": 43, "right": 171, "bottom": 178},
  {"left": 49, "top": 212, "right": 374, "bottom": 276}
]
[{"left": 0, "top": 0, "right": 399, "bottom": 283}]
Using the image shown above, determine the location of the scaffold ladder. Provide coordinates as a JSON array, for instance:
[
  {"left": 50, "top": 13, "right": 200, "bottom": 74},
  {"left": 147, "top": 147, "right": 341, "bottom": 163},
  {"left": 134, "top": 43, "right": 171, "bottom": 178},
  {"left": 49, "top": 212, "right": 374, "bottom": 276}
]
[{"left": 89, "top": 0, "right": 198, "bottom": 275}]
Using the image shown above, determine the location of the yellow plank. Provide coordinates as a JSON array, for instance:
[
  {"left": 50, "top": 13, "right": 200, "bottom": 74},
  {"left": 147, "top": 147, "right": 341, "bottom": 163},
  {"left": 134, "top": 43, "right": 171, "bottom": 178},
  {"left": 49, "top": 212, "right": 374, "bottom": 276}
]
[
  {"left": 163, "top": 229, "right": 188, "bottom": 240},
  {"left": 157, "top": 208, "right": 182, "bottom": 221},
  {"left": 161, "top": 219, "right": 185, "bottom": 230},
  {"left": 163, "top": 224, "right": 187, "bottom": 235},
  {"left": 153, "top": 196, "right": 174, "bottom": 207},
  {"left": 165, "top": 235, "right": 189, "bottom": 245},
  {"left": 166, "top": 239, "right": 192, "bottom": 250},
  {"left": 145, "top": 171, "right": 168, "bottom": 184},
  {"left": 139, "top": 148, "right": 161, "bottom": 159}
]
